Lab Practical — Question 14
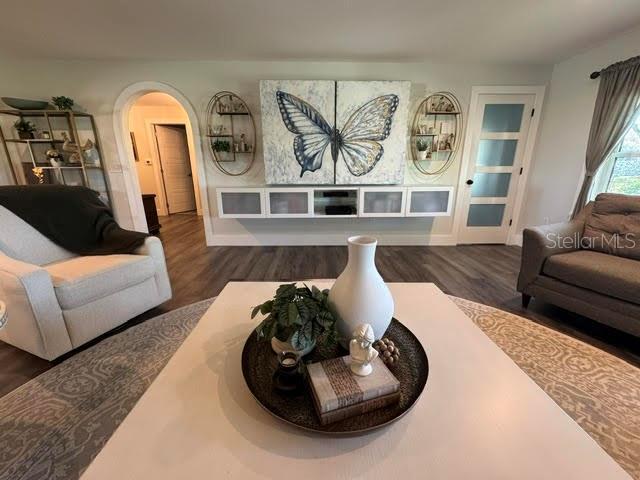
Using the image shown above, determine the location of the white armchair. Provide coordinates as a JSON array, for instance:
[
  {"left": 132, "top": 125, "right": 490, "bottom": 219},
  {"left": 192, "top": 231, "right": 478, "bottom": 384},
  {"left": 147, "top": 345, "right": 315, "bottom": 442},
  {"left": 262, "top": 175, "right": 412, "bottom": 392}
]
[{"left": 0, "top": 206, "right": 172, "bottom": 360}]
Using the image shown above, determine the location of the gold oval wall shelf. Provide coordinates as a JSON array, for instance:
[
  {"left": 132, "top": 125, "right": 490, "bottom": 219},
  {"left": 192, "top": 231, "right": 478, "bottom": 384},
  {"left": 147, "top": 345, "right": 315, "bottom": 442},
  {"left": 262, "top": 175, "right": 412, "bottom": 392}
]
[
  {"left": 410, "top": 92, "right": 463, "bottom": 176},
  {"left": 206, "top": 91, "right": 256, "bottom": 176}
]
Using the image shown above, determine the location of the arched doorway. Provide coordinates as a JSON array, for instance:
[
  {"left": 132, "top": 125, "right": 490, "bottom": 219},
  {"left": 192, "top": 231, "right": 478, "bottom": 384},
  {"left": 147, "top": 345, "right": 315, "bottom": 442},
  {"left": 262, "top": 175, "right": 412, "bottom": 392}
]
[{"left": 113, "top": 81, "right": 212, "bottom": 243}]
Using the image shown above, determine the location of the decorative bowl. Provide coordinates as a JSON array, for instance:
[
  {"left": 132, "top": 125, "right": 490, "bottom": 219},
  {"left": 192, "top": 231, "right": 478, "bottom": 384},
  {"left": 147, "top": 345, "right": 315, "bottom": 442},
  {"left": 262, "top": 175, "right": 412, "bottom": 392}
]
[
  {"left": 242, "top": 317, "right": 429, "bottom": 435},
  {"left": 1, "top": 97, "right": 50, "bottom": 110}
]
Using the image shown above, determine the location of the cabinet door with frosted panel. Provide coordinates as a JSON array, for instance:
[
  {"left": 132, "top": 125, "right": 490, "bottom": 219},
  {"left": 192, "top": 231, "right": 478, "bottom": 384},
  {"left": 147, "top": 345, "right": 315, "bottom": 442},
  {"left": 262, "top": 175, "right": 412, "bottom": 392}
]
[
  {"left": 458, "top": 93, "right": 536, "bottom": 243},
  {"left": 405, "top": 187, "right": 454, "bottom": 217},
  {"left": 216, "top": 188, "right": 265, "bottom": 218},
  {"left": 359, "top": 188, "right": 406, "bottom": 217},
  {"left": 266, "top": 188, "right": 313, "bottom": 217}
]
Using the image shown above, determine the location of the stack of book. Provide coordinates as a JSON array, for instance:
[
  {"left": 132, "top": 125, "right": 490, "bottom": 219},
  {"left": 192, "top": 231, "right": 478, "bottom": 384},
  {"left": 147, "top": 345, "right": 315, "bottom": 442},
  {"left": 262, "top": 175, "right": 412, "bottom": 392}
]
[{"left": 307, "top": 355, "right": 400, "bottom": 425}]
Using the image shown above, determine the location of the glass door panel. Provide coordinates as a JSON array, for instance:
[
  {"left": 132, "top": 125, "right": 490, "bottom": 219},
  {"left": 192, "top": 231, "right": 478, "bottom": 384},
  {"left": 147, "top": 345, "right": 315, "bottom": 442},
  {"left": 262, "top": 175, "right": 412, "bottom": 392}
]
[
  {"left": 268, "top": 191, "right": 310, "bottom": 215},
  {"left": 471, "top": 173, "right": 512, "bottom": 197},
  {"left": 467, "top": 204, "right": 506, "bottom": 227},
  {"left": 476, "top": 139, "right": 518, "bottom": 166},
  {"left": 362, "top": 191, "right": 403, "bottom": 215},
  {"left": 481, "top": 104, "right": 524, "bottom": 132}
]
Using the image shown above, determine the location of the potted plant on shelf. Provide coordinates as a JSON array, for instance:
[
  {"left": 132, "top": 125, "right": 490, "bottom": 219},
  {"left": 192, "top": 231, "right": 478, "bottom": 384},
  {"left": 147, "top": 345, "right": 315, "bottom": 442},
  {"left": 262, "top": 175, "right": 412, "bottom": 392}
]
[
  {"left": 416, "top": 139, "right": 430, "bottom": 160},
  {"left": 252, "top": 283, "right": 337, "bottom": 356},
  {"left": 51, "top": 96, "right": 74, "bottom": 111},
  {"left": 212, "top": 139, "right": 230, "bottom": 152},
  {"left": 14, "top": 119, "right": 36, "bottom": 139}
]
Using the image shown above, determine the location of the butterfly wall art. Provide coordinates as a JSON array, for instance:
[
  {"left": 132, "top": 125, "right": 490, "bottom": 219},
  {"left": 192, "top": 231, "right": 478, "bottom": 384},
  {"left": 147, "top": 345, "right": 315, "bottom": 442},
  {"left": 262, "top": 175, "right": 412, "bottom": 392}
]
[{"left": 260, "top": 80, "right": 410, "bottom": 185}]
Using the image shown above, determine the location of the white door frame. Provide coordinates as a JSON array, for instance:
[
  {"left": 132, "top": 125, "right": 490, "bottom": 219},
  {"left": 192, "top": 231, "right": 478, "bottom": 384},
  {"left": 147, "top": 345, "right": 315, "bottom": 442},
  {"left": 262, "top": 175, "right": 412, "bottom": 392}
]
[
  {"left": 145, "top": 119, "right": 201, "bottom": 217},
  {"left": 113, "top": 81, "right": 213, "bottom": 243},
  {"left": 453, "top": 86, "right": 545, "bottom": 245}
]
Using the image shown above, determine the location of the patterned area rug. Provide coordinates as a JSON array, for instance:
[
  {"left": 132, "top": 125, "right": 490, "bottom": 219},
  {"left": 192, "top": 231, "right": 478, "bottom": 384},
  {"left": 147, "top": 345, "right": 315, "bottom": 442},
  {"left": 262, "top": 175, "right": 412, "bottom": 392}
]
[{"left": 0, "top": 297, "right": 638, "bottom": 479}]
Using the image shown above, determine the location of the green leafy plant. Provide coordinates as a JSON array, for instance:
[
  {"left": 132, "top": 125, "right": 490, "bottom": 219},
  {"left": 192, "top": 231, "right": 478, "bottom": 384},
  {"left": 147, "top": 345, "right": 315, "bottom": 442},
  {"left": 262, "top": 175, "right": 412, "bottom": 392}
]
[
  {"left": 212, "top": 139, "right": 231, "bottom": 152},
  {"left": 252, "top": 283, "right": 336, "bottom": 352},
  {"left": 13, "top": 119, "right": 36, "bottom": 133},
  {"left": 52, "top": 96, "right": 74, "bottom": 110},
  {"left": 416, "top": 139, "right": 429, "bottom": 151}
]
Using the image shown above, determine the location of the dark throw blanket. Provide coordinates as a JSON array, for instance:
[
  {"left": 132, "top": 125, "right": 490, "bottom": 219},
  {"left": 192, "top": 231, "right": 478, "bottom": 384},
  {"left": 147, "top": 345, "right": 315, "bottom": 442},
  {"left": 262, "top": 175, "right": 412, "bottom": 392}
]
[{"left": 0, "top": 185, "right": 148, "bottom": 255}]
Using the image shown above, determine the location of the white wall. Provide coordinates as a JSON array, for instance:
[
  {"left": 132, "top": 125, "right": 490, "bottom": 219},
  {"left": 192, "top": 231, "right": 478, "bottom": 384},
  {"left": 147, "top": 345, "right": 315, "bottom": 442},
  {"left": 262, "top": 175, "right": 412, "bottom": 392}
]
[
  {"left": 0, "top": 59, "right": 551, "bottom": 244},
  {"left": 520, "top": 25, "right": 640, "bottom": 229}
]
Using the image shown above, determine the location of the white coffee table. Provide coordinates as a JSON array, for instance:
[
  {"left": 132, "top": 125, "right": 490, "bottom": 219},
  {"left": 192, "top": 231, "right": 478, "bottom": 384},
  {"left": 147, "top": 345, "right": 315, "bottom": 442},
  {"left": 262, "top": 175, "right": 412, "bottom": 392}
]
[{"left": 82, "top": 282, "right": 630, "bottom": 479}]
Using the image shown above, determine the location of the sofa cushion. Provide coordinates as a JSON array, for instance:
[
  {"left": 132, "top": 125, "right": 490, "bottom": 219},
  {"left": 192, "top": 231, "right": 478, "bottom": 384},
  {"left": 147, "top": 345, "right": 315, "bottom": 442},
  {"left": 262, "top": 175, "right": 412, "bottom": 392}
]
[
  {"left": 44, "top": 254, "right": 156, "bottom": 309},
  {"left": 543, "top": 250, "right": 640, "bottom": 305},
  {"left": 582, "top": 193, "right": 640, "bottom": 260}
]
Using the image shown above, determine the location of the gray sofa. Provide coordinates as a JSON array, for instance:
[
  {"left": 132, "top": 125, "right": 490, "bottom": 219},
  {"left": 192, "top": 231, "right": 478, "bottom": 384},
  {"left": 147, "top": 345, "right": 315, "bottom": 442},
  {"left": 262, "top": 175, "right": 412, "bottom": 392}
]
[
  {"left": 518, "top": 193, "right": 640, "bottom": 338},
  {"left": 0, "top": 205, "right": 172, "bottom": 360}
]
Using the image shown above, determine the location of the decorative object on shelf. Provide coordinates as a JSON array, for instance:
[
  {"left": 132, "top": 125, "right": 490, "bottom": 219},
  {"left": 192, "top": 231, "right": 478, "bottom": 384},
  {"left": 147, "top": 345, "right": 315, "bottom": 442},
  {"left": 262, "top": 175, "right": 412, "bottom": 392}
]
[
  {"left": 13, "top": 119, "right": 36, "bottom": 139},
  {"left": 416, "top": 138, "right": 431, "bottom": 160},
  {"left": 61, "top": 131, "right": 94, "bottom": 164},
  {"left": 46, "top": 148, "right": 64, "bottom": 167},
  {"left": 349, "top": 323, "right": 378, "bottom": 376},
  {"left": 411, "top": 91, "right": 463, "bottom": 176},
  {"left": 206, "top": 91, "right": 255, "bottom": 176},
  {"left": 374, "top": 337, "right": 400, "bottom": 366},
  {"left": 31, "top": 167, "right": 45, "bottom": 184},
  {"left": 41, "top": 130, "right": 51, "bottom": 140},
  {"left": 329, "top": 236, "right": 394, "bottom": 348},
  {"left": 241, "top": 316, "right": 429, "bottom": 433},
  {"left": 272, "top": 351, "right": 304, "bottom": 395},
  {"left": 1, "top": 97, "right": 49, "bottom": 110},
  {"left": 51, "top": 96, "right": 74, "bottom": 111},
  {"left": 252, "top": 283, "right": 336, "bottom": 356},
  {"left": 260, "top": 80, "right": 410, "bottom": 185},
  {"left": 212, "top": 139, "right": 230, "bottom": 152}
]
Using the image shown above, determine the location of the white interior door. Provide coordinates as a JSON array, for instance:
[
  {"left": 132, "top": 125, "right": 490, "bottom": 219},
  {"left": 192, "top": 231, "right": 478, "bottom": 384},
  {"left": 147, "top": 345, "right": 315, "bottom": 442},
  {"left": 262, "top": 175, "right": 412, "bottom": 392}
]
[
  {"left": 458, "top": 94, "right": 535, "bottom": 244},
  {"left": 154, "top": 125, "right": 196, "bottom": 214}
]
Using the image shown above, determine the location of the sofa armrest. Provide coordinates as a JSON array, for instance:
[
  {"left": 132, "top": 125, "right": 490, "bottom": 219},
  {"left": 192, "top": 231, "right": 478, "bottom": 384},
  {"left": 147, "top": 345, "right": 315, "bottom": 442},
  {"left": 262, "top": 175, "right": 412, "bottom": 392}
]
[
  {"left": 517, "top": 220, "right": 584, "bottom": 293},
  {"left": 0, "top": 253, "right": 72, "bottom": 360},
  {"left": 134, "top": 236, "right": 172, "bottom": 302}
]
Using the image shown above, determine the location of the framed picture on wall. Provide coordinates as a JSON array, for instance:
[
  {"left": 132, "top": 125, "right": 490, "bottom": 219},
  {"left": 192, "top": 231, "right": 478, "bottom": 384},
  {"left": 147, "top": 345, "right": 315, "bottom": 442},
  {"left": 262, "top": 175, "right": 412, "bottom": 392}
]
[
  {"left": 130, "top": 132, "right": 139, "bottom": 161},
  {"left": 260, "top": 80, "right": 410, "bottom": 185}
]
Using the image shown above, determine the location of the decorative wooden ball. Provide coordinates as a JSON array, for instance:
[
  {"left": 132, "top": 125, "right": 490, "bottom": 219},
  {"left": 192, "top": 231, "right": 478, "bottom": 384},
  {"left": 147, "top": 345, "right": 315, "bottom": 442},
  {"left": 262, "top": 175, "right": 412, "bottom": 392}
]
[{"left": 373, "top": 337, "right": 400, "bottom": 366}]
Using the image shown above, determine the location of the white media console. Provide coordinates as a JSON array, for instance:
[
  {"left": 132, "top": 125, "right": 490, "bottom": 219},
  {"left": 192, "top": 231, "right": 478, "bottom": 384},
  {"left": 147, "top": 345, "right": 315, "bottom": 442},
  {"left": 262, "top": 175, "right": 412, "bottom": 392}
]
[{"left": 215, "top": 186, "right": 454, "bottom": 219}]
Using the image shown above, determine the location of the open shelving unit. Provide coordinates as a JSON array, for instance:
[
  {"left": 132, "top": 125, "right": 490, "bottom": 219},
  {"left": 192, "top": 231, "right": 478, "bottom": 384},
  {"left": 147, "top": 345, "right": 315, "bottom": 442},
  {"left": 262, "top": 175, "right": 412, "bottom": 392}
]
[
  {"left": 410, "top": 92, "right": 463, "bottom": 176},
  {"left": 205, "top": 91, "right": 256, "bottom": 176},
  {"left": 0, "top": 109, "right": 111, "bottom": 206}
]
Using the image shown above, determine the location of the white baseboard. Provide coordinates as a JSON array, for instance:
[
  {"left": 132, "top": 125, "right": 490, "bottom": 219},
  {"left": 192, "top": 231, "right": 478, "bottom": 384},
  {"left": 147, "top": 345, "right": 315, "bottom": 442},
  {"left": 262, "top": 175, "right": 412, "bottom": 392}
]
[
  {"left": 508, "top": 233, "right": 523, "bottom": 247},
  {"left": 208, "top": 233, "right": 457, "bottom": 246}
]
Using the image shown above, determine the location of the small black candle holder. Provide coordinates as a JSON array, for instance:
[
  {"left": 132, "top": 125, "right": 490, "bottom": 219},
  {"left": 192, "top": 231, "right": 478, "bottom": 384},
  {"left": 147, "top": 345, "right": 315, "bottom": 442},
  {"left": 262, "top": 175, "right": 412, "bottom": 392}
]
[{"left": 273, "top": 351, "right": 304, "bottom": 395}]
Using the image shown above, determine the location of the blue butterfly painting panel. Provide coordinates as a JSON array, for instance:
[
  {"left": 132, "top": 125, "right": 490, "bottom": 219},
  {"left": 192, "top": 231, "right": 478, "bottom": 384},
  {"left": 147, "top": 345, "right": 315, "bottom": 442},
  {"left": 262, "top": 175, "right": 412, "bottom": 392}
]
[
  {"left": 335, "top": 81, "right": 410, "bottom": 185},
  {"left": 260, "top": 80, "right": 335, "bottom": 185}
]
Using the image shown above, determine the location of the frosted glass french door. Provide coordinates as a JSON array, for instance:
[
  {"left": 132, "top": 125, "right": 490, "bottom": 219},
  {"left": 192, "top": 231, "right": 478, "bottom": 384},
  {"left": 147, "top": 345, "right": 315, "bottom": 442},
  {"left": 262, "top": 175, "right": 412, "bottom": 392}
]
[{"left": 459, "top": 94, "right": 534, "bottom": 243}]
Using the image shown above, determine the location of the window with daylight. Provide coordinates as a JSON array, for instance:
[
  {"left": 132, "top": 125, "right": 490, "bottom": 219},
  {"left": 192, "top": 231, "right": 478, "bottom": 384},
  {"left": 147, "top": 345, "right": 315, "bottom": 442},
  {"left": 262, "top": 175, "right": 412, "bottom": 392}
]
[{"left": 591, "top": 112, "right": 640, "bottom": 197}]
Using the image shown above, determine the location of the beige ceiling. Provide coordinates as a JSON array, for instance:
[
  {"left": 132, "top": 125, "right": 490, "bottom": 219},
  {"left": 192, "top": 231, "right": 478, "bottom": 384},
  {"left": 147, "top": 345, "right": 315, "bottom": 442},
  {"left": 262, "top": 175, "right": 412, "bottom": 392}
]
[{"left": 2, "top": 0, "right": 640, "bottom": 64}]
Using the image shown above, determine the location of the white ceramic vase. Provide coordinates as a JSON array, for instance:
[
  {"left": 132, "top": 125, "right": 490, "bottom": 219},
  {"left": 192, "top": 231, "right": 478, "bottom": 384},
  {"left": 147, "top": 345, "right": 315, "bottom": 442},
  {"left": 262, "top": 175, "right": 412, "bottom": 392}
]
[{"left": 329, "top": 236, "right": 394, "bottom": 348}]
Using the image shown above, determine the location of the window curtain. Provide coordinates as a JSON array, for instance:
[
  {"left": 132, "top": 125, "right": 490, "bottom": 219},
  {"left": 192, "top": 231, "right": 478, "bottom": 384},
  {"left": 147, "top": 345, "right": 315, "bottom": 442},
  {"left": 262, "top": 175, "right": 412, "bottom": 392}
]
[{"left": 572, "top": 55, "right": 640, "bottom": 218}]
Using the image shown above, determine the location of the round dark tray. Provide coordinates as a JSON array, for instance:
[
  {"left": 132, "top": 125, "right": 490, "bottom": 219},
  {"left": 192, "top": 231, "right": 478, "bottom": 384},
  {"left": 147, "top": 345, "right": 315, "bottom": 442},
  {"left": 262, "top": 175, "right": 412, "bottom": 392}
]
[{"left": 241, "top": 318, "right": 429, "bottom": 435}]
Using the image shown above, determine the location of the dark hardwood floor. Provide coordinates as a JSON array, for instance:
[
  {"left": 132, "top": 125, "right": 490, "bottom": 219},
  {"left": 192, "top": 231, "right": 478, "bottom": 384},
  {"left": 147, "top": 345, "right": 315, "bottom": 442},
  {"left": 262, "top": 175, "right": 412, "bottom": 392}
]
[{"left": 1, "top": 212, "right": 638, "bottom": 397}]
